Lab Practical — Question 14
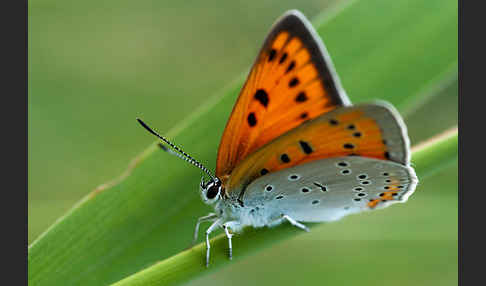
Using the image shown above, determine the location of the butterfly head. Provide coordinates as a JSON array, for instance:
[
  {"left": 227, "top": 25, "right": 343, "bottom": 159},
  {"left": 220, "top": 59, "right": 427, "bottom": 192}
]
[{"left": 200, "top": 177, "right": 223, "bottom": 204}]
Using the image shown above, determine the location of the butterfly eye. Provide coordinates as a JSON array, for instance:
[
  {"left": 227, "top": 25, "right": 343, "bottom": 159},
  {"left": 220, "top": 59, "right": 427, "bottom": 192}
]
[{"left": 206, "top": 185, "right": 220, "bottom": 199}]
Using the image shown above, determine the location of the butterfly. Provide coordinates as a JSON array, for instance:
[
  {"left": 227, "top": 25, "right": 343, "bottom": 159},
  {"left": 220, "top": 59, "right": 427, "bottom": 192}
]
[{"left": 137, "top": 10, "right": 418, "bottom": 267}]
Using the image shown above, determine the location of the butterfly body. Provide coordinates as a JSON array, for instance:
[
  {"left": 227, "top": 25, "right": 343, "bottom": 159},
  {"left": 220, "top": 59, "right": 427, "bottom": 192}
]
[{"left": 138, "top": 10, "right": 418, "bottom": 267}]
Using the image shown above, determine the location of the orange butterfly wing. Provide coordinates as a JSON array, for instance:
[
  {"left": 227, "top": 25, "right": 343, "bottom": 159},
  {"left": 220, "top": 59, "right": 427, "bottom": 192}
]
[
  {"left": 224, "top": 103, "right": 411, "bottom": 200},
  {"left": 216, "top": 10, "right": 350, "bottom": 180}
]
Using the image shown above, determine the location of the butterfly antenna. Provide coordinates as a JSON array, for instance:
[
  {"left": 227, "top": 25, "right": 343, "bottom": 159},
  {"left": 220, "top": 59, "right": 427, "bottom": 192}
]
[
  {"left": 157, "top": 142, "right": 188, "bottom": 161},
  {"left": 136, "top": 118, "right": 217, "bottom": 182}
]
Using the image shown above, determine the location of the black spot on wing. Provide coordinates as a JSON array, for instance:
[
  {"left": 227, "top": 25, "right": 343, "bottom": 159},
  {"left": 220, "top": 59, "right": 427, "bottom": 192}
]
[
  {"left": 247, "top": 113, "right": 257, "bottom": 127},
  {"left": 299, "top": 140, "right": 313, "bottom": 154},
  {"left": 295, "top": 92, "right": 307, "bottom": 102},
  {"left": 343, "top": 143, "right": 355, "bottom": 149},
  {"left": 268, "top": 49, "right": 277, "bottom": 61},
  {"left": 289, "top": 77, "right": 299, "bottom": 87},
  {"left": 286, "top": 61, "right": 296, "bottom": 73},
  {"left": 314, "top": 182, "right": 327, "bottom": 192},
  {"left": 280, "top": 153, "right": 291, "bottom": 163},
  {"left": 254, "top": 89, "right": 269, "bottom": 108}
]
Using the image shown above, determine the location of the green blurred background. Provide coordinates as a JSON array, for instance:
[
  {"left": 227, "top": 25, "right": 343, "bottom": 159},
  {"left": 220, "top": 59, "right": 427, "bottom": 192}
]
[{"left": 29, "top": 0, "right": 457, "bottom": 285}]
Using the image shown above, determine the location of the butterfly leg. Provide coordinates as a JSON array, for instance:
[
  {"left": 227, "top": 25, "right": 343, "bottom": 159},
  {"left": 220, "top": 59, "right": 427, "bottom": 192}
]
[
  {"left": 282, "top": 214, "right": 310, "bottom": 232},
  {"left": 205, "top": 218, "right": 223, "bottom": 267},
  {"left": 222, "top": 223, "right": 235, "bottom": 260},
  {"left": 192, "top": 213, "right": 218, "bottom": 246}
]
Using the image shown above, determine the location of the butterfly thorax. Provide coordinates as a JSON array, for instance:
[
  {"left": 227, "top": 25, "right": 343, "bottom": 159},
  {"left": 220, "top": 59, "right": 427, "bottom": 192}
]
[{"left": 214, "top": 185, "right": 283, "bottom": 233}]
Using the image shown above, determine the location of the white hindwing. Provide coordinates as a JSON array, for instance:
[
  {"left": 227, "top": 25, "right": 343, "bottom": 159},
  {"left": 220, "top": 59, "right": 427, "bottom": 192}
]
[{"left": 241, "top": 156, "right": 417, "bottom": 223}]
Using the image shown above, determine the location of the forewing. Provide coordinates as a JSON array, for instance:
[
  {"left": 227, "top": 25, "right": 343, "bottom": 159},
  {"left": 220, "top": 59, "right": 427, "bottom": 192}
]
[
  {"left": 216, "top": 10, "right": 350, "bottom": 179},
  {"left": 243, "top": 156, "right": 418, "bottom": 222}
]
